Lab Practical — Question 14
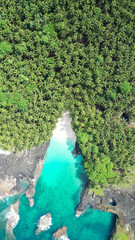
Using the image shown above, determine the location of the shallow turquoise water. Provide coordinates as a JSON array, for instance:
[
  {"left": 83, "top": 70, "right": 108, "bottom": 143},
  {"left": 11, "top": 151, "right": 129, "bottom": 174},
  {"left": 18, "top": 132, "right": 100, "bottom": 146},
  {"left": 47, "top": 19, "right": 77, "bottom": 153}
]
[{"left": 11, "top": 136, "right": 115, "bottom": 240}]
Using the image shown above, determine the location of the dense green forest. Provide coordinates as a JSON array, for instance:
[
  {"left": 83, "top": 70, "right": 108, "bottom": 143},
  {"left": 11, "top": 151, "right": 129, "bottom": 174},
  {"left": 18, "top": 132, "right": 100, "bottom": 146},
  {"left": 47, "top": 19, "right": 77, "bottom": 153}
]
[{"left": 0, "top": 0, "right": 135, "bottom": 187}]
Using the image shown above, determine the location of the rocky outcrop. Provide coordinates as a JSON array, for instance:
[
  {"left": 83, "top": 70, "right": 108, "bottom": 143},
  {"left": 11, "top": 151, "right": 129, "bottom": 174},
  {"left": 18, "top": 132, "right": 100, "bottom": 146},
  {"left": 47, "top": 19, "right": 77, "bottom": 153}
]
[
  {"left": 0, "top": 175, "right": 17, "bottom": 200},
  {"left": 102, "top": 187, "right": 135, "bottom": 234},
  {"left": 53, "top": 226, "right": 68, "bottom": 239},
  {"left": 0, "top": 141, "right": 50, "bottom": 238},
  {"left": 76, "top": 209, "right": 86, "bottom": 217},
  {"left": 0, "top": 141, "right": 50, "bottom": 201},
  {"left": 5, "top": 201, "right": 19, "bottom": 240},
  {"left": 29, "top": 198, "right": 34, "bottom": 207},
  {"left": 36, "top": 213, "right": 52, "bottom": 235},
  {"left": 76, "top": 185, "right": 135, "bottom": 236},
  {"left": 26, "top": 144, "right": 50, "bottom": 205},
  {"left": 77, "top": 188, "right": 102, "bottom": 212},
  {"left": 72, "top": 142, "right": 82, "bottom": 158}
]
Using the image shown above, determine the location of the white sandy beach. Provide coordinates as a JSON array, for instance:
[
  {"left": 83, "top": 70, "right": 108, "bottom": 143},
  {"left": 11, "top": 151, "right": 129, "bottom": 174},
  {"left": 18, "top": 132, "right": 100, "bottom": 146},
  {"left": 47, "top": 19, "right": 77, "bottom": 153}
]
[
  {"left": 0, "top": 149, "right": 11, "bottom": 155},
  {"left": 0, "top": 111, "right": 75, "bottom": 155},
  {"left": 52, "top": 110, "right": 76, "bottom": 144}
]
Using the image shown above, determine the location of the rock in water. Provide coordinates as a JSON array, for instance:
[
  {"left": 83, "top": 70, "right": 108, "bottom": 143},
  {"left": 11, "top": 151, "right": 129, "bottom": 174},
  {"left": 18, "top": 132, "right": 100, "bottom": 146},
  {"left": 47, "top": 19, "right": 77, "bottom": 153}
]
[
  {"left": 5, "top": 201, "right": 20, "bottom": 240},
  {"left": 53, "top": 226, "right": 68, "bottom": 239},
  {"left": 29, "top": 197, "right": 34, "bottom": 207},
  {"left": 36, "top": 213, "right": 52, "bottom": 235},
  {"left": 76, "top": 209, "right": 86, "bottom": 217},
  {"left": 58, "top": 233, "right": 70, "bottom": 240}
]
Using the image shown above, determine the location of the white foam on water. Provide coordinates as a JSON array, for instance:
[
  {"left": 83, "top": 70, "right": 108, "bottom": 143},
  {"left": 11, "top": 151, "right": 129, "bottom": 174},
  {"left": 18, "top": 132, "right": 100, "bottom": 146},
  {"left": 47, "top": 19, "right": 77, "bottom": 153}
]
[
  {"left": 5, "top": 205, "right": 20, "bottom": 229},
  {"left": 58, "top": 234, "right": 70, "bottom": 240}
]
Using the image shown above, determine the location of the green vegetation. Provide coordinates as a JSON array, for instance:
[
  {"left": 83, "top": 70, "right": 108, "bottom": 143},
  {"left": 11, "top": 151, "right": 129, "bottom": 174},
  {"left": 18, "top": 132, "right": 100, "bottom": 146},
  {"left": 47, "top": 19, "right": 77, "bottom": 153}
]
[
  {"left": 112, "top": 224, "right": 134, "bottom": 240},
  {"left": 0, "top": 0, "right": 134, "bottom": 187},
  {"left": 0, "top": 41, "right": 13, "bottom": 57},
  {"left": 88, "top": 186, "right": 104, "bottom": 196},
  {"left": 120, "top": 81, "right": 131, "bottom": 95},
  {"left": 113, "top": 165, "right": 135, "bottom": 189}
]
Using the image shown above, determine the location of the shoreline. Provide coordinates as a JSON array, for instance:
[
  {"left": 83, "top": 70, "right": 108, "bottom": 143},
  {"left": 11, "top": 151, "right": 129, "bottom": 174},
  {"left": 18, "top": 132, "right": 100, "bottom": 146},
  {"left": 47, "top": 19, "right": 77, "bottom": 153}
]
[
  {"left": 0, "top": 111, "right": 76, "bottom": 238},
  {"left": 0, "top": 111, "right": 75, "bottom": 202},
  {"left": 0, "top": 111, "right": 134, "bottom": 239},
  {"left": 0, "top": 142, "right": 50, "bottom": 200},
  {"left": 52, "top": 110, "right": 76, "bottom": 144},
  {"left": 73, "top": 141, "right": 135, "bottom": 239},
  {"left": 76, "top": 184, "right": 135, "bottom": 239},
  {"left": 0, "top": 149, "right": 11, "bottom": 155}
]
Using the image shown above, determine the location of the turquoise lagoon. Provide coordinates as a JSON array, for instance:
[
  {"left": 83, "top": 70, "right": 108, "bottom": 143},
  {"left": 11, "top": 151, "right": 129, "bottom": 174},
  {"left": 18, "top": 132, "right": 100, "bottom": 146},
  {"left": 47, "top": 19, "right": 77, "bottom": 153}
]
[
  {"left": 13, "top": 132, "right": 115, "bottom": 240},
  {"left": 0, "top": 118, "right": 115, "bottom": 240}
]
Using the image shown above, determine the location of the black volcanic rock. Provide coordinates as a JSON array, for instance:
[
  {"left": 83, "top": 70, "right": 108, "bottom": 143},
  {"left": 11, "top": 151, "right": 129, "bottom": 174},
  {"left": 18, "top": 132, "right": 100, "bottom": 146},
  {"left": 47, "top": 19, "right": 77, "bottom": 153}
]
[
  {"left": 102, "top": 188, "right": 135, "bottom": 233},
  {"left": 77, "top": 185, "right": 135, "bottom": 235},
  {"left": 77, "top": 187, "right": 102, "bottom": 211},
  {"left": 0, "top": 141, "right": 50, "bottom": 198},
  {"left": 72, "top": 142, "right": 82, "bottom": 158}
]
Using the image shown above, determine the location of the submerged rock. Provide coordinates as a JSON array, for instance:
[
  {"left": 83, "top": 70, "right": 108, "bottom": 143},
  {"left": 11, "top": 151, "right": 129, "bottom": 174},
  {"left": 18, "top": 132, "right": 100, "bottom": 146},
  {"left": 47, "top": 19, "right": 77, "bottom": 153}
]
[
  {"left": 53, "top": 226, "right": 68, "bottom": 239},
  {"left": 5, "top": 201, "right": 19, "bottom": 240},
  {"left": 36, "top": 213, "right": 52, "bottom": 235}
]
